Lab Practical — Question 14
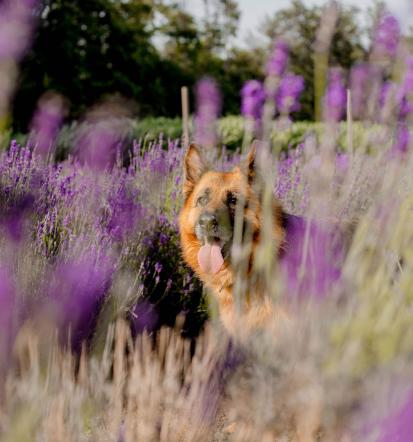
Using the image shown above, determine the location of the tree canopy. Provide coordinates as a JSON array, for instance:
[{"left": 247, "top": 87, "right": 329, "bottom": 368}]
[{"left": 11, "top": 0, "right": 411, "bottom": 130}]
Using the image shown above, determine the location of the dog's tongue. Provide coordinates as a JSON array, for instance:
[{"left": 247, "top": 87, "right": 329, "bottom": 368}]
[{"left": 198, "top": 243, "right": 224, "bottom": 274}]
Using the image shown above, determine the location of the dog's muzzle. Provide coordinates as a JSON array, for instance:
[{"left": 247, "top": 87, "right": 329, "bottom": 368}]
[
  {"left": 195, "top": 211, "right": 233, "bottom": 274},
  {"left": 198, "top": 212, "right": 218, "bottom": 235}
]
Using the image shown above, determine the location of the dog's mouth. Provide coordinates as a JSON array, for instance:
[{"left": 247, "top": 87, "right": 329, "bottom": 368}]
[{"left": 197, "top": 236, "right": 231, "bottom": 275}]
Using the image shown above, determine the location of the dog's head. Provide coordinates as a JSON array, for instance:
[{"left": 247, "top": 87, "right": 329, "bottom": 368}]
[{"left": 179, "top": 143, "right": 265, "bottom": 279}]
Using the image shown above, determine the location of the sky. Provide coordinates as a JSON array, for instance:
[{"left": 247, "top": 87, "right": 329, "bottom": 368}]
[{"left": 186, "top": 0, "right": 413, "bottom": 48}]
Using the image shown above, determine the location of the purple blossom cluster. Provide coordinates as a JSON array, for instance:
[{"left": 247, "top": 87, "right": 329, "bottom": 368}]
[
  {"left": 194, "top": 77, "right": 221, "bottom": 147},
  {"left": 241, "top": 80, "right": 265, "bottom": 121},
  {"left": 275, "top": 143, "right": 308, "bottom": 212},
  {"left": 0, "top": 0, "right": 38, "bottom": 62},
  {"left": 280, "top": 215, "right": 344, "bottom": 298},
  {"left": 0, "top": 136, "right": 208, "bottom": 354},
  {"left": 29, "top": 93, "right": 66, "bottom": 157},
  {"left": 276, "top": 73, "right": 305, "bottom": 115},
  {"left": 380, "top": 390, "right": 413, "bottom": 442},
  {"left": 380, "top": 57, "right": 413, "bottom": 153},
  {"left": 324, "top": 68, "right": 346, "bottom": 122},
  {"left": 373, "top": 13, "right": 401, "bottom": 61},
  {"left": 350, "top": 63, "right": 371, "bottom": 120},
  {"left": 0, "top": 264, "right": 15, "bottom": 373},
  {"left": 266, "top": 40, "right": 289, "bottom": 77},
  {"left": 241, "top": 40, "right": 305, "bottom": 128}
]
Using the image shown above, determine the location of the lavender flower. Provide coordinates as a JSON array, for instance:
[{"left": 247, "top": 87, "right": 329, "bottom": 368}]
[
  {"left": 276, "top": 73, "right": 305, "bottom": 115},
  {"left": 241, "top": 80, "right": 265, "bottom": 121},
  {"left": 0, "top": 0, "right": 38, "bottom": 61},
  {"left": 0, "top": 0, "right": 39, "bottom": 120},
  {"left": 393, "top": 123, "right": 410, "bottom": 154},
  {"left": 104, "top": 175, "right": 145, "bottom": 241},
  {"left": 194, "top": 77, "right": 221, "bottom": 147},
  {"left": 324, "top": 69, "right": 346, "bottom": 122},
  {"left": 335, "top": 152, "right": 350, "bottom": 175},
  {"left": 398, "top": 57, "right": 413, "bottom": 119},
  {"left": 280, "top": 215, "right": 344, "bottom": 298},
  {"left": 380, "top": 81, "right": 396, "bottom": 108},
  {"left": 266, "top": 40, "right": 289, "bottom": 77},
  {"left": 0, "top": 265, "right": 15, "bottom": 372},
  {"left": 131, "top": 300, "right": 158, "bottom": 335},
  {"left": 0, "top": 193, "right": 34, "bottom": 242},
  {"left": 350, "top": 64, "right": 370, "bottom": 120},
  {"left": 30, "top": 93, "right": 66, "bottom": 157},
  {"left": 401, "top": 57, "right": 413, "bottom": 94},
  {"left": 48, "top": 252, "right": 114, "bottom": 351},
  {"left": 380, "top": 389, "right": 413, "bottom": 442},
  {"left": 372, "top": 13, "right": 401, "bottom": 60},
  {"left": 75, "top": 121, "right": 121, "bottom": 170}
]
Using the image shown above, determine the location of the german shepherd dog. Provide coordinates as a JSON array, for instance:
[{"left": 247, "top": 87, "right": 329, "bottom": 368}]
[
  {"left": 179, "top": 144, "right": 324, "bottom": 441},
  {"left": 179, "top": 143, "right": 289, "bottom": 335}
]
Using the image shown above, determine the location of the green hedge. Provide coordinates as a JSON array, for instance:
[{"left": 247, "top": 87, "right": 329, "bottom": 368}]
[
  {"left": 131, "top": 116, "right": 389, "bottom": 154},
  {"left": 3, "top": 117, "right": 390, "bottom": 156}
]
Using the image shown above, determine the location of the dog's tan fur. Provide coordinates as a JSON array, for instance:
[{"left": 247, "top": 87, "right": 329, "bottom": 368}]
[
  {"left": 178, "top": 144, "right": 323, "bottom": 441},
  {"left": 179, "top": 144, "right": 287, "bottom": 334}
]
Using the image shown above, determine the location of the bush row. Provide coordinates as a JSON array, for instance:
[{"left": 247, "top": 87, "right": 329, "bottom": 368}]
[{"left": 4, "top": 117, "right": 390, "bottom": 158}]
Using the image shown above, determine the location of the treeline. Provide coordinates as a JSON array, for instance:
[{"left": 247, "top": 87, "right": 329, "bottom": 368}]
[{"left": 12, "top": 0, "right": 412, "bottom": 131}]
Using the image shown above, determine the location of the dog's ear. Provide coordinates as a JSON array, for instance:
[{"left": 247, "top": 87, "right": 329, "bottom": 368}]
[
  {"left": 243, "top": 140, "right": 258, "bottom": 184},
  {"left": 183, "top": 144, "right": 207, "bottom": 198}
]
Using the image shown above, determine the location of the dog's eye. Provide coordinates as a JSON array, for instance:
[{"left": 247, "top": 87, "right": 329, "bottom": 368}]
[
  {"left": 227, "top": 193, "right": 237, "bottom": 206},
  {"left": 196, "top": 195, "right": 208, "bottom": 207}
]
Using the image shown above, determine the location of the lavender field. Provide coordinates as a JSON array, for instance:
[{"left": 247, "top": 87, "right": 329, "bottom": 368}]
[{"left": 1, "top": 2, "right": 413, "bottom": 442}]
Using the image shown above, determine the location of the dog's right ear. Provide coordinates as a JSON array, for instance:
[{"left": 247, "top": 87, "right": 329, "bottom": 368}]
[
  {"left": 241, "top": 140, "right": 259, "bottom": 184},
  {"left": 183, "top": 144, "right": 207, "bottom": 198}
]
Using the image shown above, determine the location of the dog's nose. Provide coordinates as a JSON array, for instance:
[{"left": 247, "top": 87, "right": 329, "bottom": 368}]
[{"left": 199, "top": 213, "right": 218, "bottom": 231}]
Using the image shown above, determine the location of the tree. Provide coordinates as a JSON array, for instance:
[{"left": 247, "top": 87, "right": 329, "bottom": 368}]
[
  {"left": 263, "top": 0, "right": 366, "bottom": 120},
  {"left": 200, "top": 0, "right": 240, "bottom": 53},
  {"left": 13, "top": 0, "right": 189, "bottom": 131}
]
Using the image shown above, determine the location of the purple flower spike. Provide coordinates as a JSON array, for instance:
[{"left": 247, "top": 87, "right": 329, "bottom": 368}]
[
  {"left": 241, "top": 80, "right": 265, "bottom": 121},
  {"left": 373, "top": 14, "right": 400, "bottom": 60},
  {"left": 0, "top": 0, "right": 39, "bottom": 61},
  {"left": 402, "top": 57, "right": 413, "bottom": 94},
  {"left": 350, "top": 64, "right": 370, "bottom": 119},
  {"left": 49, "top": 252, "right": 114, "bottom": 351},
  {"left": 194, "top": 77, "right": 221, "bottom": 147},
  {"left": 0, "top": 193, "right": 34, "bottom": 242},
  {"left": 335, "top": 153, "right": 350, "bottom": 175},
  {"left": 0, "top": 265, "right": 16, "bottom": 371},
  {"left": 76, "top": 122, "right": 121, "bottom": 170},
  {"left": 30, "top": 93, "right": 66, "bottom": 157},
  {"left": 280, "top": 215, "right": 344, "bottom": 298},
  {"left": 276, "top": 73, "right": 305, "bottom": 115},
  {"left": 131, "top": 301, "right": 158, "bottom": 335},
  {"left": 380, "top": 81, "right": 396, "bottom": 107},
  {"left": 398, "top": 57, "right": 413, "bottom": 118},
  {"left": 380, "top": 389, "right": 413, "bottom": 442},
  {"left": 324, "top": 69, "right": 346, "bottom": 122},
  {"left": 393, "top": 123, "right": 410, "bottom": 154},
  {"left": 267, "top": 39, "right": 289, "bottom": 77}
]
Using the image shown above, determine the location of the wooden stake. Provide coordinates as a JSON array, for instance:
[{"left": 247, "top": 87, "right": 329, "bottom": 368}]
[{"left": 181, "top": 86, "right": 189, "bottom": 148}]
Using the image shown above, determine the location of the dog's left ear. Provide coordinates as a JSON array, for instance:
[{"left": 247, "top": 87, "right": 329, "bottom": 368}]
[
  {"left": 243, "top": 140, "right": 258, "bottom": 184},
  {"left": 183, "top": 144, "right": 207, "bottom": 198}
]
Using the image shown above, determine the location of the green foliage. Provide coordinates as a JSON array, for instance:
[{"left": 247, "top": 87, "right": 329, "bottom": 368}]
[
  {"left": 6, "top": 116, "right": 389, "bottom": 158},
  {"left": 262, "top": 0, "right": 366, "bottom": 120},
  {"left": 132, "top": 117, "right": 184, "bottom": 144},
  {"left": 11, "top": 0, "right": 376, "bottom": 132},
  {"left": 13, "top": 0, "right": 189, "bottom": 131},
  {"left": 127, "top": 116, "right": 388, "bottom": 153}
]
